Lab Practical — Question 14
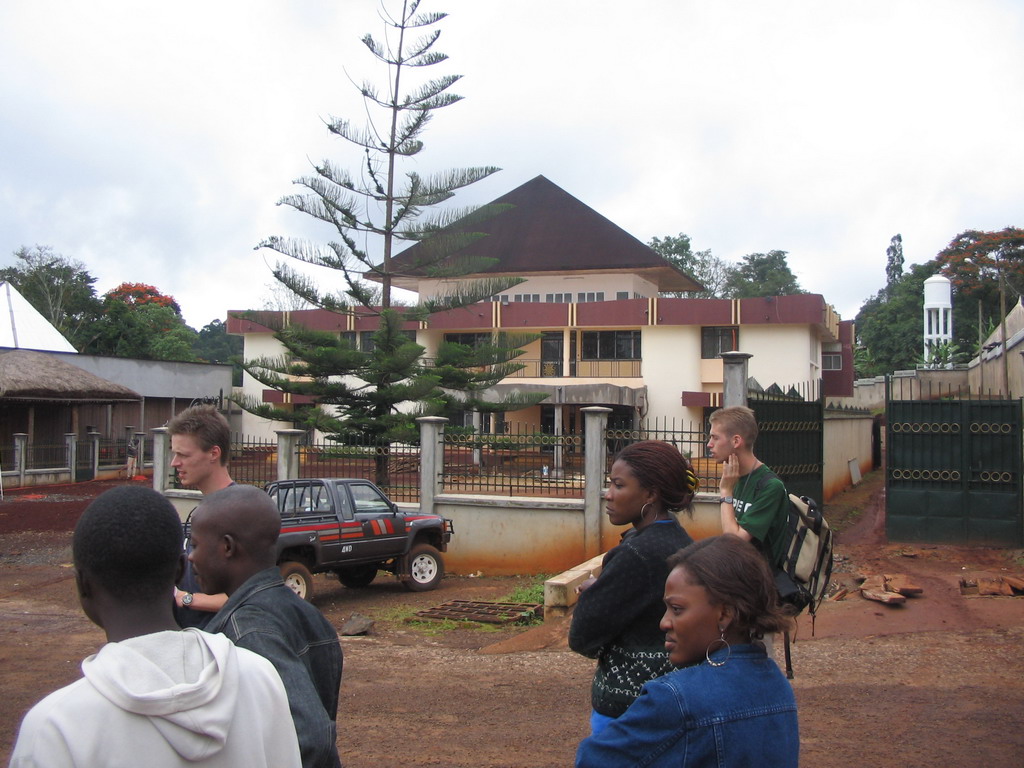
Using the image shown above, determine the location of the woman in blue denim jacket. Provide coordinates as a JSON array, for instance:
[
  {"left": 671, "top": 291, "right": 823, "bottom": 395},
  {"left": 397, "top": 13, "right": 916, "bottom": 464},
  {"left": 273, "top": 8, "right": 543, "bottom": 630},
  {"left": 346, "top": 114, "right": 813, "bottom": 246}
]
[{"left": 576, "top": 535, "right": 799, "bottom": 768}]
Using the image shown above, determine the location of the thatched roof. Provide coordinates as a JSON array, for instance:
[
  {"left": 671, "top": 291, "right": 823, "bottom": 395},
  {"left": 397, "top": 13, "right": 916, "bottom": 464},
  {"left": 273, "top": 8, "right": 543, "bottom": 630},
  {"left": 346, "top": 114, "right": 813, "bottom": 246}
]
[{"left": 0, "top": 349, "right": 141, "bottom": 402}]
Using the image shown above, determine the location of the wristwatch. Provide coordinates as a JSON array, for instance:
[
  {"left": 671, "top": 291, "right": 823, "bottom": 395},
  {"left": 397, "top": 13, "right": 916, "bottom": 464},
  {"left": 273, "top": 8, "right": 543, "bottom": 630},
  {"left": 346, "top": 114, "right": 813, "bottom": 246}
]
[
  {"left": 181, "top": 592, "right": 195, "bottom": 607},
  {"left": 718, "top": 496, "right": 734, "bottom": 505}
]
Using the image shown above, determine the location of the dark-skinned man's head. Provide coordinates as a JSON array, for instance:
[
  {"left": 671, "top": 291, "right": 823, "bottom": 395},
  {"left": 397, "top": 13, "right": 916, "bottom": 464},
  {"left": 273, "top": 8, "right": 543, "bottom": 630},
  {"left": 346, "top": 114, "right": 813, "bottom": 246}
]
[{"left": 188, "top": 485, "right": 280, "bottom": 597}]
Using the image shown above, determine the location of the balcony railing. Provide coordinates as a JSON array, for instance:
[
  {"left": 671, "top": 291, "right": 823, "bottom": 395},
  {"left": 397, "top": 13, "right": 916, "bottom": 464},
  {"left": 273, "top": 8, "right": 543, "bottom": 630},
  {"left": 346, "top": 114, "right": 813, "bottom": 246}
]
[
  {"left": 420, "top": 357, "right": 642, "bottom": 378},
  {"left": 507, "top": 358, "right": 641, "bottom": 378}
]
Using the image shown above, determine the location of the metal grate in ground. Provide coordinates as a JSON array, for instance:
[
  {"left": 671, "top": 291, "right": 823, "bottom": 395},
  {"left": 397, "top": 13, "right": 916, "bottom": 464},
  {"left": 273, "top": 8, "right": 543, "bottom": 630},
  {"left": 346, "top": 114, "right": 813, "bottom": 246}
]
[{"left": 412, "top": 600, "right": 542, "bottom": 625}]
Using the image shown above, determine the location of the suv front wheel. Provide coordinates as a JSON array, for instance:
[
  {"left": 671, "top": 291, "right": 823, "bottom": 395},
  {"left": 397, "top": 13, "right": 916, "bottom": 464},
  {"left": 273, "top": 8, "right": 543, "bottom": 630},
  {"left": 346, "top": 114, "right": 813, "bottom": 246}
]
[
  {"left": 280, "top": 560, "right": 315, "bottom": 601},
  {"left": 404, "top": 543, "right": 444, "bottom": 592}
]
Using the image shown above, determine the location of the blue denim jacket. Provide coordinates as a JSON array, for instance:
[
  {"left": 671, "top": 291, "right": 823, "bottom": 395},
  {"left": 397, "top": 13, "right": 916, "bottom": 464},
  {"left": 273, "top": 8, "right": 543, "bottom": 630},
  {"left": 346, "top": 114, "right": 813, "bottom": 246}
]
[
  {"left": 576, "top": 645, "right": 799, "bottom": 768},
  {"left": 205, "top": 567, "right": 343, "bottom": 768}
]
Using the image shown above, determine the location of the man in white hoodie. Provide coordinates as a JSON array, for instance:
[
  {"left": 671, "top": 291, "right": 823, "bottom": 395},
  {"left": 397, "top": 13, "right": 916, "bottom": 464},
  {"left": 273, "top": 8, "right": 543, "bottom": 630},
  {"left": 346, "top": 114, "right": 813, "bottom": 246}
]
[{"left": 8, "top": 486, "right": 302, "bottom": 768}]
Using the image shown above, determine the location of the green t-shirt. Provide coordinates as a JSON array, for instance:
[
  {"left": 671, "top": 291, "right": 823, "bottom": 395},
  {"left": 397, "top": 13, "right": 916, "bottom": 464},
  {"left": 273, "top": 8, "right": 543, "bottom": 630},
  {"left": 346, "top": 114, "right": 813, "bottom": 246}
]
[{"left": 732, "top": 464, "right": 789, "bottom": 567}]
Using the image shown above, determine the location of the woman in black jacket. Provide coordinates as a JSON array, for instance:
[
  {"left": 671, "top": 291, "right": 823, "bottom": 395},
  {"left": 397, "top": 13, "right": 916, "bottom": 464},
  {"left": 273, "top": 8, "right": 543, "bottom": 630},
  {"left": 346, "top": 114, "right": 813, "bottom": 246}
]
[{"left": 569, "top": 440, "right": 698, "bottom": 735}]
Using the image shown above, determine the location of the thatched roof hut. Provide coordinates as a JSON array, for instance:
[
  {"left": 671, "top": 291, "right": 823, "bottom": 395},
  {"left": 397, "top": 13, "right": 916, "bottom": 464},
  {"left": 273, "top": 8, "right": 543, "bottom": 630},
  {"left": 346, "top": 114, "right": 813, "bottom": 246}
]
[{"left": 0, "top": 349, "right": 141, "bottom": 402}]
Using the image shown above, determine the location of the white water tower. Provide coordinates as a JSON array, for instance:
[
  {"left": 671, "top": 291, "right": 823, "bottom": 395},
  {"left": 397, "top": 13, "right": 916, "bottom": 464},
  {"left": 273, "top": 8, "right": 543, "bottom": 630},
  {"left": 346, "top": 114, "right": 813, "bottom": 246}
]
[{"left": 923, "top": 274, "right": 952, "bottom": 363}]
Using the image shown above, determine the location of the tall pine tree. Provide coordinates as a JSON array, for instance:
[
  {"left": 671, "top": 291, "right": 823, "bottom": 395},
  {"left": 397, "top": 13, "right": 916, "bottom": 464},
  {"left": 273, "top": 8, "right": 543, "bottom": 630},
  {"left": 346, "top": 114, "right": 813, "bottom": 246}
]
[{"left": 240, "top": 0, "right": 544, "bottom": 483}]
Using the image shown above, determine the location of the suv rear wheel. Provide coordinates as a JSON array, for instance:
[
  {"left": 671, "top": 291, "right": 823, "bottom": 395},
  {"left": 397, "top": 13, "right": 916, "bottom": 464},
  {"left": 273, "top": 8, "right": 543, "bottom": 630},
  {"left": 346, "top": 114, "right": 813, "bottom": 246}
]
[
  {"left": 280, "top": 560, "right": 315, "bottom": 601},
  {"left": 404, "top": 543, "right": 444, "bottom": 592}
]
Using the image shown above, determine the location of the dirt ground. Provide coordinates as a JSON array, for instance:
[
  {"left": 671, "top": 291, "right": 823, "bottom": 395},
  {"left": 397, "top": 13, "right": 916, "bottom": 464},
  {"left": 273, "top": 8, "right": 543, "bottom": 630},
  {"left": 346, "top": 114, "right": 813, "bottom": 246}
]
[{"left": 1, "top": 475, "right": 1023, "bottom": 767}]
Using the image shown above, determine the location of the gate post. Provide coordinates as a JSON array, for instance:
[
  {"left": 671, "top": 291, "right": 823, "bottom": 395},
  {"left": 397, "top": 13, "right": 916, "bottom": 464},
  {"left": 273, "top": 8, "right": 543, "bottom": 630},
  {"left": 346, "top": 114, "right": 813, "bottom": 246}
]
[
  {"left": 418, "top": 416, "right": 448, "bottom": 515},
  {"left": 721, "top": 351, "right": 753, "bottom": 408},
  {"left": 582, "top": 406, "right": 612, "bottom": 558},
  {"left": 151, "top": 427, "right": 171, "bottom": 491},
  {"left": 275, "top": 429, "right": 305, "bottom": 481},
  {"left": 65, "top": 433, "right": 77, "bottom": 483},
  {"left": 89, "top": 431, "right": 102, "bottom": 479},
  {"left": 13, "top": 433, "right": 27, "bottom": 487}
]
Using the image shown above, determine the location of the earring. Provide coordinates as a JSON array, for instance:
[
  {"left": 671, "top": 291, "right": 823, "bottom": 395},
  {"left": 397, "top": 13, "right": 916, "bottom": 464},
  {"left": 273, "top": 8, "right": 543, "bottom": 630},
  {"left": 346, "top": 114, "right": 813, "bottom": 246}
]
[
  {"left": 706, "top": 626, "right": 731, "bottom": 667},
  {"left": 640, "top": 502, "right": 652, "bottom": 519}
]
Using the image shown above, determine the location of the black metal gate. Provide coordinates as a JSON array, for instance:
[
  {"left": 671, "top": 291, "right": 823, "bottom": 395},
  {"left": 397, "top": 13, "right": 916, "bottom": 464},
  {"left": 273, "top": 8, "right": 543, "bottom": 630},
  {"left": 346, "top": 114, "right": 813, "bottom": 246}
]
[
  {"left": 887, "top": 394, "right": 1023, "bottom": 546},
  {"left": 75, "top": 439, "right": 94, "bottom": 482},
  {"left": 748, "top": 382, "right": 824, "bottom": 504}
]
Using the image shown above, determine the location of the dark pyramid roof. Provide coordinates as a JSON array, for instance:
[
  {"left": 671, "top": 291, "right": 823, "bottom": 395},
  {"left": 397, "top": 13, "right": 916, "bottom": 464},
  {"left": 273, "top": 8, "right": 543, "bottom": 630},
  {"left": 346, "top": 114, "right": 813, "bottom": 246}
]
[{"left": 387, "top": 175, "right": 703, "bottom": 292}]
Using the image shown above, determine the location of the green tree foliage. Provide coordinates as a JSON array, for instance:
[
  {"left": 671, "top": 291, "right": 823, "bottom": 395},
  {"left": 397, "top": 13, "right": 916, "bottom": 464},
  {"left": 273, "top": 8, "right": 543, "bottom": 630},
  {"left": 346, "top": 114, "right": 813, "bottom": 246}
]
[
  {"left": 193, "top": 319, "right": 244, "bottom": 385},
  {"left": 885, "top": 234, "right": 904, "bottom": 287},
  {"left": 723, "top": 251, "right": 805, "bottom": 298},
  {"left": 243, "top": 0, "right": 545, "bottom": 480},
  {"left": 647, "top": 233, "right": 730, "bottom": 298},
  {"left": 0, "top": 245, "right": 103, "bottom": 350},
  {"left": 90, "top": 283, "right": 198, "bottom": 362},
  {"left": 855, "top": 261, "right": 940, "bottom": 376},
  {"left": 935, "top": 227, "right": 1024, "bottom": 345}
]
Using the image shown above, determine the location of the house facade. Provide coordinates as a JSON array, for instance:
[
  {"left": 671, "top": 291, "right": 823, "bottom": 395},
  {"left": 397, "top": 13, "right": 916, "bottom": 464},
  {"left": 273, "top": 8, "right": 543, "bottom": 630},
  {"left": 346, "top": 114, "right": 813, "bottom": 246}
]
[{"left": 228, "top": 176, "right": 854, "bottom": 441}]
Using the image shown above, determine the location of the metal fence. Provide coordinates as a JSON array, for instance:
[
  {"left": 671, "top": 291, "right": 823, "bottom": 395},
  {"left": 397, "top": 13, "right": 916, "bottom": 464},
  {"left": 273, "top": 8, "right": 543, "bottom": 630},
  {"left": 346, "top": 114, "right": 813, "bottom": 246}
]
[
  {"left": 227, "top": 436, "right": 279, "bottom": 488},
  {"left": 442, "top": 426, "right": 585, "bottom": 498},
  {"left": 605, "top": 417, "right": 717, "bottom": 493},
  {"left": 747, "top": 380, "right": 824, "bottom": 503},
  {"left": 26, "top": 443, "right": 68, "bottom": 471},
  {"left": 298, "top": 437, "right": 421, "bottom": 504},
  {"left": 887, "top": 377, "right": 1023, "bottom": 546}
]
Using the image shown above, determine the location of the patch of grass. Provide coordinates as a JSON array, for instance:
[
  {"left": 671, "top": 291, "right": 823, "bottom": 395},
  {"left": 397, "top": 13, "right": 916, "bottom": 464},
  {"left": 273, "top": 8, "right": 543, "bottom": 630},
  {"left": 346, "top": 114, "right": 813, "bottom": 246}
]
[
  {"left": 369, "top": 604, "right": 419, "bottom": 623},
  {"left": 500, "top": 574, "right": 549, "bottom": 605}
]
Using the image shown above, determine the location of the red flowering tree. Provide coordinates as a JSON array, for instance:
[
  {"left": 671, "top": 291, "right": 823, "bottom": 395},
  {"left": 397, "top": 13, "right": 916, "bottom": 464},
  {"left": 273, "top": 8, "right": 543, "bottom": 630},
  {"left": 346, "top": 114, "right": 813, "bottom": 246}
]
[
  {"left": 104, "top": 282, "right": 182, "bottom": 314},
  {"left": 87, "top": 282, "right": 197, "bottom": 361}
]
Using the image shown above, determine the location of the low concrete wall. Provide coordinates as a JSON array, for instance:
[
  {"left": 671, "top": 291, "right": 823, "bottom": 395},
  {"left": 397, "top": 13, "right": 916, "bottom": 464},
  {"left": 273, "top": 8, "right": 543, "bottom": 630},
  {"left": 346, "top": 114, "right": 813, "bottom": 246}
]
[
  {"left": 432, "top": 494, "right": 585, "bottom": 576},
  {"left": 166, "top": 489, "right": 203, "bottom": 523},
  {"left": 823, "top": 412, "right": 874, "bottom": 502},
  {"left": 428, "top": 492, "right": 724, "bottom": 577}
]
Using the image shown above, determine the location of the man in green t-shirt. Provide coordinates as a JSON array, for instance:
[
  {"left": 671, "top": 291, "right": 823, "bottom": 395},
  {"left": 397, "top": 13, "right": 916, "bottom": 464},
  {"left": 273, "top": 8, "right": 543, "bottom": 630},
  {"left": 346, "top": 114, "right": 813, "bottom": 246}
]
[{"left": 707, "top": 406, "right": 789, "bottom": 567}]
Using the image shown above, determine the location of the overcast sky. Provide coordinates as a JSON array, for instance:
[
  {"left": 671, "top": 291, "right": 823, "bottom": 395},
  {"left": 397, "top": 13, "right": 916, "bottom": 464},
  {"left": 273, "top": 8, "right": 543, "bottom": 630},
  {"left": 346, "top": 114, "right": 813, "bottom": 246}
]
[{"left": 2, "top": 0, "right": 1022, "bottom": 329}]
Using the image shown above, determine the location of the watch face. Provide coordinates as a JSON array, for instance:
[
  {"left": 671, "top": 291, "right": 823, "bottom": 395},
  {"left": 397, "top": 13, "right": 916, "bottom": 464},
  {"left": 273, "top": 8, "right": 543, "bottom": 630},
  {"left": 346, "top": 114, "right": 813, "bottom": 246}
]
[{"left": 182, "top": 593, "right": 194, "bottom": 606}]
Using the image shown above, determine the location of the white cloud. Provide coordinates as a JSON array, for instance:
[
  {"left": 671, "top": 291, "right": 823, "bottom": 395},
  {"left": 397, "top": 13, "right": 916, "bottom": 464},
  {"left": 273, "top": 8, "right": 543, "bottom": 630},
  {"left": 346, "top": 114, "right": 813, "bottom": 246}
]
[{"left": 1, "top": 0, "right": 1022, "bottom": 327}]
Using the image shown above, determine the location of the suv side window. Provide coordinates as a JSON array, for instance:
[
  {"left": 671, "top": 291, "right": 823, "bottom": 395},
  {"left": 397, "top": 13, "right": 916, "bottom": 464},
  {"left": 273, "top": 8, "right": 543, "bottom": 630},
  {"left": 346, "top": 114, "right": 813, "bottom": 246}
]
[{"left": 349, "top": 483, "right": 393, "bottom": 515}]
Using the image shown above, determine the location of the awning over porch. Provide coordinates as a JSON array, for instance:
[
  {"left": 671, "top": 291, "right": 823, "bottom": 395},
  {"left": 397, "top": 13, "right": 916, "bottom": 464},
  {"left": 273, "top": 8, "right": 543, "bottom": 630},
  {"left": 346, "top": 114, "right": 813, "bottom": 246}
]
[{"left": 487, "top": 381, "right": 646, "bottom": 410}]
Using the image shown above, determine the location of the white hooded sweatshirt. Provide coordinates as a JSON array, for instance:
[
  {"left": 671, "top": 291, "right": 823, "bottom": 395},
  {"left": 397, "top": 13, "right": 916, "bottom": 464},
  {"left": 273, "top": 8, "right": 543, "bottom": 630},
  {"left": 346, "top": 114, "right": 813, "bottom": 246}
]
[{"left": 9, "top": 628, "right": 302, "bottom": 768}]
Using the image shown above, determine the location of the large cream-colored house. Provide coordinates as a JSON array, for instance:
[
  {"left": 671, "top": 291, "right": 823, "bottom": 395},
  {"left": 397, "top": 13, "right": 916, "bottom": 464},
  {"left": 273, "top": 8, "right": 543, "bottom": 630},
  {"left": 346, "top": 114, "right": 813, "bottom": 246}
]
[{"left": 229, "top": 176, "right": 854, "bottom": 439}]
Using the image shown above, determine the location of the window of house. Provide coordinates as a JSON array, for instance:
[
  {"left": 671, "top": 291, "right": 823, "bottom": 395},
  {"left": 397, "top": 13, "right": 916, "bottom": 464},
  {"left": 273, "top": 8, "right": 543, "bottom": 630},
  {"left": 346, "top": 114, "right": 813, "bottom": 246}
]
[
  {"left": 581, "top": 330, "right": 641, "bottom": 360},
  {"left": 576, "top": 292, "right": 605, "bottom": 303},
  {"left": 444, "top": 332, "right": 492, "bottom": 349},
  {"left": 341, "top": 331, "right": 356, "bottom": 347},
  {"left": 616, "top": 291, "right": 630, "bottom": 300},
  {"left": 513, "top": 294, "right": 540, "bottom": 303},
  {"left": 360, "top": 329, "right": 415, "bottom": 352},
  {"left": 701, "top": 327, "right": 739, "bottom": 359},
  {"left": 823, "top": 354, "right": 842, "bottom": 370},
  {"left": 546, "top": 293, "right": 572, "bottom": 303}
]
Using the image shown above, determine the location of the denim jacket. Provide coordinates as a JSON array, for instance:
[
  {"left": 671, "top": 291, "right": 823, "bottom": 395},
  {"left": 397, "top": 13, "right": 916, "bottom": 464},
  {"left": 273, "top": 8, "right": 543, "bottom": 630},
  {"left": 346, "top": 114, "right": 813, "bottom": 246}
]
[
  {"left": 576, "top": 645, "right": 799, "bottom": 768},
  {"left": 205, "top": 567, "right": 343, "bottom": 768}
]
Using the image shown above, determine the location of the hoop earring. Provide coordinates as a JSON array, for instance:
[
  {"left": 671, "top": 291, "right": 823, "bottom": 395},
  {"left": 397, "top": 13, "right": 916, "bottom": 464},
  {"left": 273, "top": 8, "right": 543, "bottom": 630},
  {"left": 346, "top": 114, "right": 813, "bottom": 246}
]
[
  {"left": 706, "top": 626, "right": 731, "bottom": 667},
  {"left": 640, "top": 502, "right": 652, "bottom": 519}
]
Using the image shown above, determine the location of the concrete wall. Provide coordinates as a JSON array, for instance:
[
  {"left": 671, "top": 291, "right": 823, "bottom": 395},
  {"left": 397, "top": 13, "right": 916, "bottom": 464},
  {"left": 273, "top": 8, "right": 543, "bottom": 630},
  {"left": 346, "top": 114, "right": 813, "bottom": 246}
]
[
  {"left": 239, "top": 332, "right": 292, "bottom": 439},
  {"left": 53, "top": 352, "right": 233, "bottom": 400},
  {"left": 432, "top": 493, "right": 723, "bottom": 576},
  {"left": 823, "top": 412, "right": 874, "bottom": 501},
  {"left": 740, "top": 325, "right": 819, "bottom": 390}
]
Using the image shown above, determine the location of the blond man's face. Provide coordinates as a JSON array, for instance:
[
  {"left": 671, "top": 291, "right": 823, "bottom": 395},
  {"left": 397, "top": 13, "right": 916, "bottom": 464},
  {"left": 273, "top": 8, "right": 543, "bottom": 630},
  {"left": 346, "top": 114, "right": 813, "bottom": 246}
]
[{"left": 706, "top": 422, "right": 739, "bottom": 462}]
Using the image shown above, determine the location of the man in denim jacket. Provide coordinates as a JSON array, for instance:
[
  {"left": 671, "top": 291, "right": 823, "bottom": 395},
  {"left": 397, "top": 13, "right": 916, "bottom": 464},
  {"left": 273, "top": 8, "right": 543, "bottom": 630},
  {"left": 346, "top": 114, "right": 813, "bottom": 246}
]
[{"left": 190, "top": 485, "right": 343, "bottom": 768}]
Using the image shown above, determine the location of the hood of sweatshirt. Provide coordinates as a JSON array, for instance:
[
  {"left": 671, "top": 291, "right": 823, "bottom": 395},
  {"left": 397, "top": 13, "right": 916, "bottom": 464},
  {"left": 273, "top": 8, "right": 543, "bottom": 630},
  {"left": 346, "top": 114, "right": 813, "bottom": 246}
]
[{"left": 81, "top": 628, "right": 242, "bottom": 761}]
